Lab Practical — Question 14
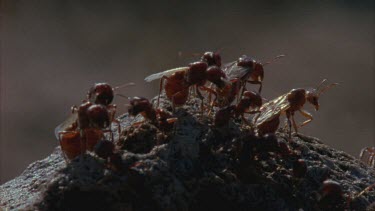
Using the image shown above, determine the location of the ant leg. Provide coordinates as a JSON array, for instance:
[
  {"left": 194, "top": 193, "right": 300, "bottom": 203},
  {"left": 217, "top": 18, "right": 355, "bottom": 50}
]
[
  {"left": 355, "top": 183, "right": 375, "bottom": 199},
  {"left": 79, "top": 129, "right": 88, "bottom": 160},
  {"left": 71, "top": 105, "right": 78, "bottom": 114},
  {"left": 298, "top": 109, "right": 313, "bottom": 128},
  {"left": 291, "top": 115, "right": 298, "bottom": 135},
  {"left": 200, "top": 85, "right": 217, "bottom": 114},
  {"left": 112, "top": 119, "right": 121, "bottom": 137},
  {"left": 158, "top": 76, "right": 168, "bottom": 108},
  {"left": 238, "top": 82, "right": 246, "bottom": 103},
  {"left": 207, "top": 83, "right": 214, "bottom": 105},
  {"left": 196, "top": 86, "right": 205, "bottom": 112},
  {"left": 101, "top": 129, "right": 114, "bottom": 142},
  {"left": 286, "top": 112, "right": 292, "bottom": 139},
  {"left": 369, "top": 152, "right": 375, "bottom": 167},
  {"left": 247, "top": 80, "right": 262, "bottom": 93},
  {"left": 359, "top": 147, "right": 371, "bottom": 163}
]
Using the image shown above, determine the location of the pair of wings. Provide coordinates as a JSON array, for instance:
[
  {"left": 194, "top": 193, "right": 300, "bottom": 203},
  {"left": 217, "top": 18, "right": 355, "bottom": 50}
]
[
  {"left": 253, "top": 93, "right": 290, "bottom": 126},
  {"left": 222, "top": 61, "right": 252, "bottom": 80},
  {"left": 144, "top": 61, "right": 251, "bottom": 82}
]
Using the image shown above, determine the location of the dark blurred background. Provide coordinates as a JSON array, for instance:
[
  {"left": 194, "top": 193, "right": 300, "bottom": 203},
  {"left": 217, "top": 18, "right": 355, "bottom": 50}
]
[{"left": 1, "top": 1, "right": 374, "bottom": 184}]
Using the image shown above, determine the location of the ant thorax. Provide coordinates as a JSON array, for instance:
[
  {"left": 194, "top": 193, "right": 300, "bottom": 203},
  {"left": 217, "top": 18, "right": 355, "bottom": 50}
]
[{"left": 287, "top": 88, "right": 307, "bottom": 110}]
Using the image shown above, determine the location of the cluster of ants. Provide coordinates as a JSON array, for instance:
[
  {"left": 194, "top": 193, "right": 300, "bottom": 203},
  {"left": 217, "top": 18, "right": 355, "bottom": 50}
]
[
  {"left": 56, "top": 51, "right": 337, "bottom": 163},
  {"left": 55, "top": 51, "right": 375, "bottom": 209}
]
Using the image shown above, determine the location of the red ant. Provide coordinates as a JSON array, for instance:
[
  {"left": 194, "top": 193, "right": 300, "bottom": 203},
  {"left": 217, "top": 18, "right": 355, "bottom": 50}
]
[
  {"left": 56, "top": 82, "right": 134, "bottom": 160},
  {"left": 144, "top": 51, "right": 227, "bottom": 110},
  {"left": 318, "top": 179, "right": 375, "bottom": 210},
  {"left": 254, "top": 79, "right": 337, "bottom": 138},
  {"left": 56, "top": 101, "right": 111, "bottom": 160},
  {"left": 87, "top": 82, "right": 135, "bottom": 135},
  {"left": 223, "top": 54, "right": 285, "bottom": 96},
  {"left": 214, "top": 91, "right": 262, "bottom": 127},
  {"left": 127, "top": 97, "right": 177, "bottom": 132}
]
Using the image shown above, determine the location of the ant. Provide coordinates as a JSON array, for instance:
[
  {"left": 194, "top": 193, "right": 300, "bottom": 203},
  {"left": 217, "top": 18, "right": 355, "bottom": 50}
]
[
  {"left": 318, "top": 179, "right": 375, "bottom": 210},
  {"left": 144, "top": 51, "right": 227, "bottom": 110},
  {"left": 87, "top": 82, "right": 135, "bottom": 135},
  {"left": 253, "top": 79, "right": 337, "bottom": 138},
  {"left": 223, "top": 54, "right": 285, "bottom": 97},
  {"left": 127, "top": 97, "right": 177, "bottom": 132},
  {"left": 359, "top": 147, "right": 375, "bottom": 167},
  {"left": 214, "top": 91, "right": 262, "bottom": 127},
  {"left": 56, "top": 101, "right": 111, "bottom": 160},
  {"left": 56, "top": 82, "right": 134, "bottom": 160}
]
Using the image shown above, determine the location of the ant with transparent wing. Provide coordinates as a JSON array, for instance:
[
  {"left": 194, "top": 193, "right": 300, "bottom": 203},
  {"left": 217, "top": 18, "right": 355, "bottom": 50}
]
[
  {"left": 223, "top": 54, "right": 285, "bottom": 97},
  {"left": 144, "top": 51, "right": 227, "bottom": 111},
  {"left": 253, "top": 79, "right": 337, "bottom": 138}
]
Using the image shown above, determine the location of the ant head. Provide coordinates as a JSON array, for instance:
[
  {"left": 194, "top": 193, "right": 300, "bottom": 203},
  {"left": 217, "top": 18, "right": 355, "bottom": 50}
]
[
  {"left": 86, "top": 104, "right": 110, "bottom": 128},
  {"left": 128, "top": 97, "right": 151, "bottom": 116},
  {"left": 307, "top": 79, "right": 338, "bottom": 111},
  {"left": 237, "top": 55, "right": 255, "bottom": 68},
  {"left": 306, "top": 91, "right": 320, "bottom": 111},
  {"left": 88, "top": 83, "right": 114, "bottom": 106},
  {"left": 206, "top": 66, "right": 227, "bottom": 88},
  {"left": 243, "top": 91, "right": 262, "bottom": 108},
  {"left": 201, "top": 51, "right": 222, "bottom": 67},
  {"left": 253, "top": 63, "right": 264, "bottom": 82}
]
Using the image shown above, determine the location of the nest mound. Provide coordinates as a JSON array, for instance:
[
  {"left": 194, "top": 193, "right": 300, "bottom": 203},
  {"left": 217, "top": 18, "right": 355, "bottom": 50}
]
[{"left": 1, "top": 96, "right": 375, "bottom": 211}]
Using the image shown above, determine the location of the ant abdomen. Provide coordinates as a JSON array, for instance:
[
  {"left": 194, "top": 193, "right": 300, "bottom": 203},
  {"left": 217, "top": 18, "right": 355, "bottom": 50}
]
[
  {"left": 186, "top": 61, "right": 208, "bottom": 85},
  {"left": 77, "top": 101, "right": 93, "bottom": 129},
  {"left": 206, "top": 66, "right": 227, "bottom": 88},
  {"left": 86, "top": 104, "right": 110, "bottom": 129}
]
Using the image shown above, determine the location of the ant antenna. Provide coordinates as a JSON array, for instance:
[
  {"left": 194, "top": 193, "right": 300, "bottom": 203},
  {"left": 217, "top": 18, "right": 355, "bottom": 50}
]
[
  {"left": 113, "top": 82, "right": 135, "bottom": 90},
  {"left": 316, "top": 79, "right": 328, "bottom": 91},
  {"left": 317, "top": 82, "right": 338, "bottom": 96},
  {"left": 116, "top": 93, "right": 131, "bottom": 100},
  {"left": 263, "top": 54, "right": 286, "bottom": 66}
]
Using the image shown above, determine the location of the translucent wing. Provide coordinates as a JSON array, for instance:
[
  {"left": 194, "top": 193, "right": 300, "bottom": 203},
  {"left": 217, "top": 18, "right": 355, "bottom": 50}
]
[
  {"left": 223, "top": 62, "right": 252, "bottom": 80},
  {"left": 254, "top": 93, "right": 290, "bottom": 126},
  {"left": 144, "top": 67, "right": 189, "bottom": 82},
  {"left": 54, "top": 112, "right": 78, "bottom": 140}
]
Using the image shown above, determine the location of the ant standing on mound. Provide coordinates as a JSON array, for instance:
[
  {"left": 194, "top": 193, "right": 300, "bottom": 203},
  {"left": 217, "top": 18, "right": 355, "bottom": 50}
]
[
  {"left": 214, "top": 91, "right": 262, "bottom": 127},
  {"left": 144, "top": 51, "right": 227, "bottom": 111},
  {"left": 55, "top": 82, "right": 134, "bottom": 161},
  {"left": 223, "top": 54, "right": 285, "bottom": 97},
  {"left": 127, "top": 97, "right": 177, "bottom": 132},
  {"left": 254, "top": 79, "right": 337, "bottom": 138}
]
